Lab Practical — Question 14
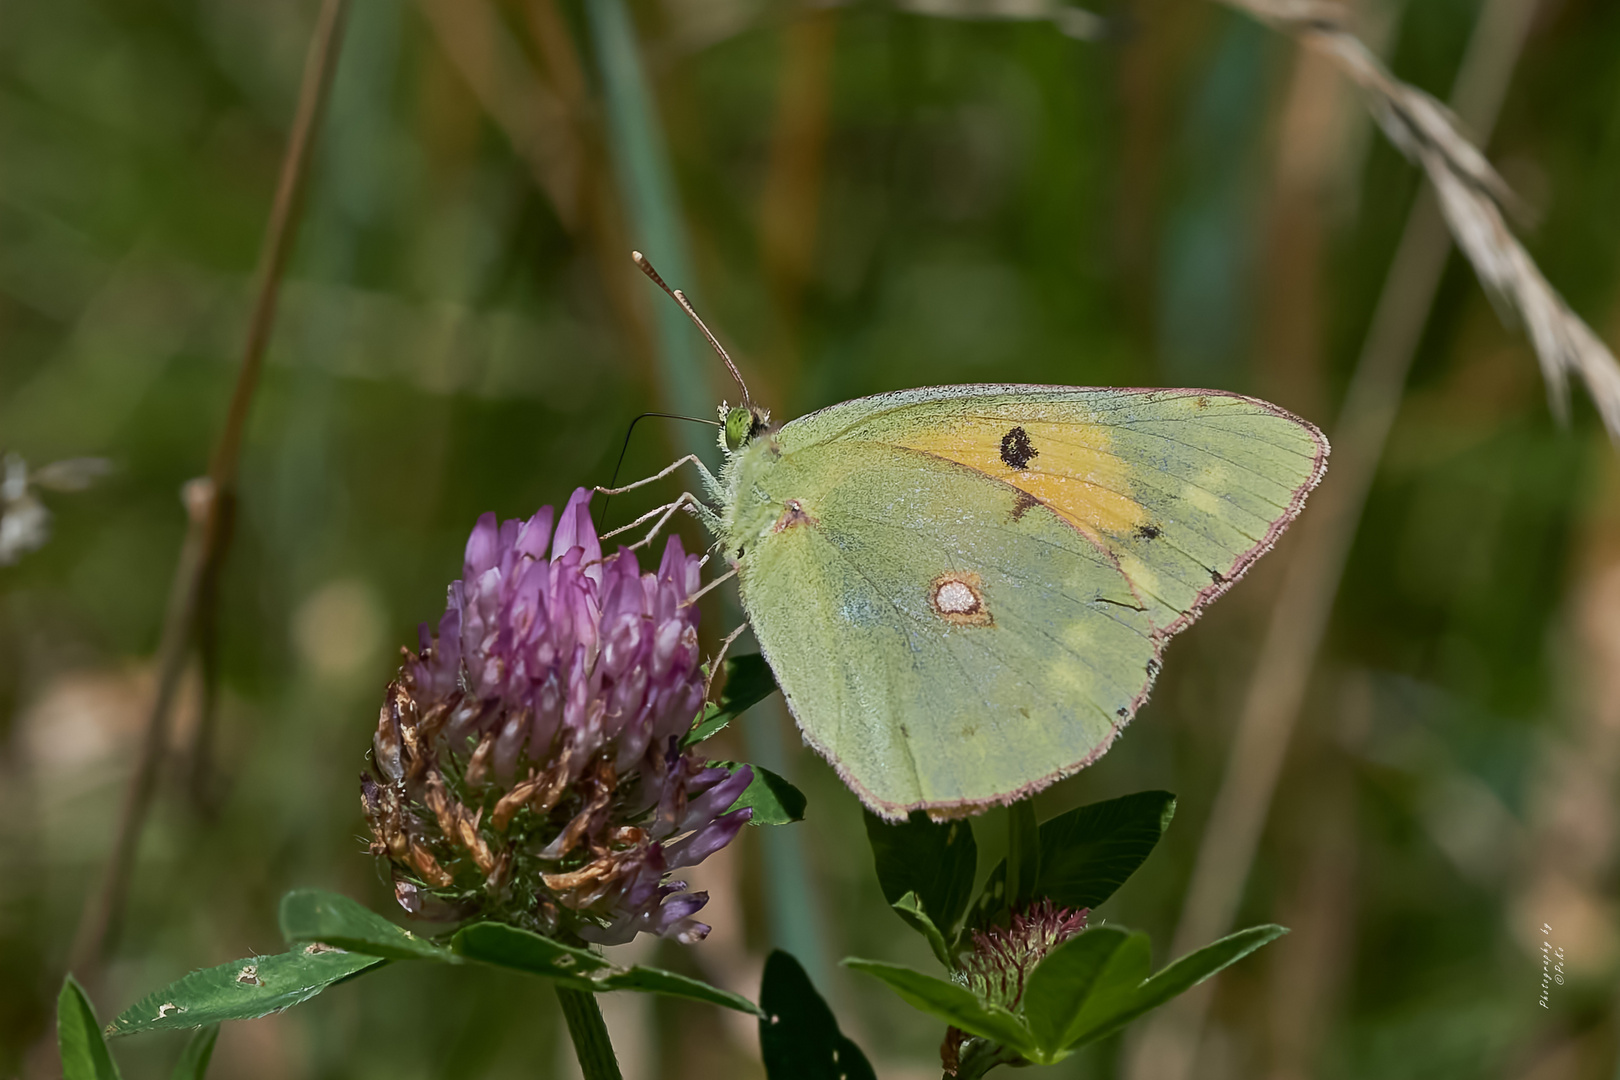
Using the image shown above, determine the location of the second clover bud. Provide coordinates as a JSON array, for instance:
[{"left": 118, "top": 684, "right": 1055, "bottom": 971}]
[{"left": 942, "top": 899, "right": 1090, "bottom": 1073}]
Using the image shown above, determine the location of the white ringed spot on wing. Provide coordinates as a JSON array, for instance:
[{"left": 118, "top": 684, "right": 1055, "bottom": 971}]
[{"left": 929, "top": 572, "right": 993, "bottom": 627}]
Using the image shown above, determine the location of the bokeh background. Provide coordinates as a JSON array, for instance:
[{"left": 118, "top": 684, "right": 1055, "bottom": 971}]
[{"left": 3, "top": 0, "right": 1618, "bottom": 1076}]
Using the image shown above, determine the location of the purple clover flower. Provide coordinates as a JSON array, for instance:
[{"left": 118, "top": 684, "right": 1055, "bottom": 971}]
[{"left": 362, "top": 488, "right": 752, "bottom": 945}]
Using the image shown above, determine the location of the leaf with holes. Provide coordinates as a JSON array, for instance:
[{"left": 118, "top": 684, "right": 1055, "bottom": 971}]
[
  {"left": 278, "top": 889, "right": 456, "bottom": 962},
  {"left": 450, "top": 920, "right": 611, "bottom": 986},
  {"left": 107, "top": 949, "right": 384, "bottom": 1037},
  {"left": 759, "top": 951, "right": 876, "bottom": 1080}
]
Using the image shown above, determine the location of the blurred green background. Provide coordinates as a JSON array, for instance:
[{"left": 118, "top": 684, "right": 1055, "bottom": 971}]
[{"left": 2, "top": 0, "right": 1618, "bottom": 1076}]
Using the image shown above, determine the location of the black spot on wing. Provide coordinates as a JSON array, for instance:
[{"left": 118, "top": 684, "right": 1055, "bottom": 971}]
[
  {"left": 1135, "top": 524, "right": 1161, "bottom": 540},
  {"left": 1000, "top": 426, "right": 1038, "bottom": 469}
]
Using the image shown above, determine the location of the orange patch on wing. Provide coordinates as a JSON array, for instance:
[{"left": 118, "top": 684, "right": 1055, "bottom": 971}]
[{"left": 896, "top": 418, "right": 1147, "bottom": 538}]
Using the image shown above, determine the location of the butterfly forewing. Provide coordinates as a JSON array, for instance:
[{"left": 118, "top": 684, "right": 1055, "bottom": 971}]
[{"left": 730, "top": 386, "right": 1327, "bottom": 818}]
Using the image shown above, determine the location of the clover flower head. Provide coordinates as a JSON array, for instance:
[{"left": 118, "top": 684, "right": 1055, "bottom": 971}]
[
  {"left": 361, "top": 488, "right": 751, "bottom": 945},
  {"left": 943, "top": 899, "right": 1090, "bottom": 1073},
  {"left": 955, "top": 898, "right": 1089, "bottom": 1009}
]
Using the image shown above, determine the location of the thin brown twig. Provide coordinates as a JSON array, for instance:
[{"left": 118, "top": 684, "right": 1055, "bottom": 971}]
[
  {"left": 66, "top": 0, "right": 350, "bottom": 984},
  {"left": 759, "top": 9, "right": 838, "bottom": 346},
  {"left": 1123, "top": 0, "right": 1543, "bottom": 1076}
]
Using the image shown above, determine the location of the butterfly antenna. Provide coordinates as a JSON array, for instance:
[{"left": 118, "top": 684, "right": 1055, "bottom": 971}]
[{"left": 632, "top": 251, "right": 752, "bottom": 408}]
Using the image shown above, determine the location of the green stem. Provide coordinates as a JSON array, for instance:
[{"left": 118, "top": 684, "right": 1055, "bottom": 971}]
[
  {"left": 1006, "top": 800, "right": 1041, "bottom": 910},
  {"left": 556, "top": 986, "right": 624, "bottom": 1080},
  {"left": 583, "top": 0, "right": 712, "bottom": 457},
  {"left": 954, "top": 1038, "right": 1024, "bottom": 1080}
]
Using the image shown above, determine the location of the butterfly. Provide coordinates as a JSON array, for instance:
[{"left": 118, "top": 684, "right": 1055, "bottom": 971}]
[{"left": 621, "top": 255, "right": 1328, "bottom": 821}]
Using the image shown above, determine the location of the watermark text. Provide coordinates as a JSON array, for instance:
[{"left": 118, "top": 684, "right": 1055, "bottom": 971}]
[{"left": 1539, "top": 923, "right": 1564, "bottom": 1009}]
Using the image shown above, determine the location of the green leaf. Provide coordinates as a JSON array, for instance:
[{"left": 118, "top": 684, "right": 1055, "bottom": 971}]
[
  {"left": 759, "top": 951, "right": 877, "bottom": 1080},
  {"left": 452, "top": 921, "right": 761, "bottom": 1015},
  {"left": 58, "top": 976, "right": 120, "bottom": 1080},
  {"left": 107, "top": 948, "right": 384, "bottom": 1037},
  {"left": 1020, "top": 927, "right": 1132, "bottom": 1059},
  {"left": 167, "top": 1026, "right": 218, "bottom": 1080},
  {"left": 864, "top": 811, "right": 977, "bottom": 938},
  {"left": 966, "top": 792, "right": 1175, "bottom": 936},
  {"left": 277, "top": 892, "right": 759, "bottom": 1014},
  {"left": 1006, "top": 800, "right": 1041, "bottom": 910},
  {"left": 1032, "top": 791, "right": 1176, "bottom": 911},
  {"left": 452, "top": 920, "right": 613, "bottom": 983},
  {"left": 892, "top": 892, "right": 952, "bottom": 969},
  {"left": 1061, "top": 931, "right": 1152, "bottom": 1046},
  {"left": 961, "top": 864, "right": 1009, "bottom": 950},
  {"left": 278, "top": 889, "right": 456, "bottom": 962},
  {"left": 686, "top": 654, "right": 777, "bottom": 745},
  {"left": 1063, "top": 925, "right": 1287, "bottom": 1050},
  {"left": 595, "top": 963, "right": 762, "bottom": 1014},
  {"left": 717, "top": 762, "right": 807, "bottom": 825},
  {"left": 842, "top": 959, "right": 1035, "bottom": 1057}
]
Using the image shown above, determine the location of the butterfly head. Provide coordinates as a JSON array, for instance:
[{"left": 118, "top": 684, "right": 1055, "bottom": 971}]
[
  {"left": 720, "top": 402, "right": 771, "bottom": 454},
  {"left": 631, "top": 252, "right": 768, "bottom": 453}
]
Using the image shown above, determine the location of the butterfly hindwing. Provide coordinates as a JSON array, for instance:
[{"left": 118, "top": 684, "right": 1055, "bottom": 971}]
[{"left": 737, "top": 439, "right": 1156, "bottom": 817}]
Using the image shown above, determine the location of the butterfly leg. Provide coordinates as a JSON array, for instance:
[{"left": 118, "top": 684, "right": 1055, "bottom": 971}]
[
  {"left": 683, "top": 565, "right": 738, "bottom": 608},
  {"left": 596, "top": 454, "right": 722, "bottom": 503},
  {"left": 596, "top": 454, "right": 725, "bottom": 537},
  {"left": 703, "top": 621, "right": 752, "bottom": 700},
  {"left": 600, "top": 491, "right": 713, "bottom": 553}
]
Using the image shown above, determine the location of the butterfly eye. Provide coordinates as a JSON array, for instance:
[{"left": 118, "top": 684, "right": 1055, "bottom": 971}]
[{"left": 723, "top": 407, "right": 753, "bottom": 452}]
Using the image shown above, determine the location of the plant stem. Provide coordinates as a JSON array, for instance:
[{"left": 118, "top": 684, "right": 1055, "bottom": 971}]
[
  {"left": 583, "top": 0, "right": 712, "bottom": 453},
  {"left": 1006, "top": 799, "right": 1040, "bottom": 910},
  {"left": 954, "top": 1038, "right": 1022, "bottom": 1080},
  {"left": 66, "top": 0, "right": 349, "bottom": 985},
  {"left": 556, "top": 987, "right": 624, "bottom": 1080}
]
